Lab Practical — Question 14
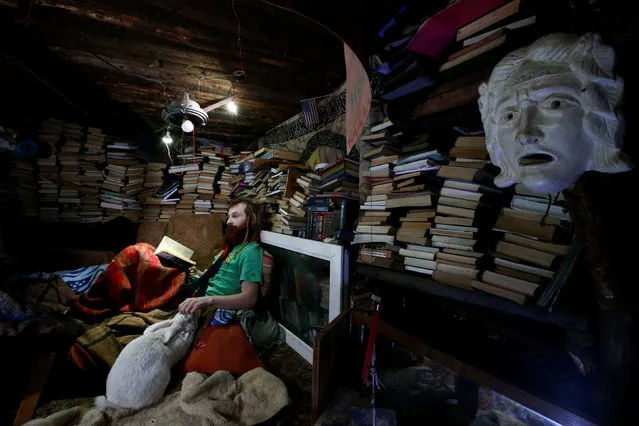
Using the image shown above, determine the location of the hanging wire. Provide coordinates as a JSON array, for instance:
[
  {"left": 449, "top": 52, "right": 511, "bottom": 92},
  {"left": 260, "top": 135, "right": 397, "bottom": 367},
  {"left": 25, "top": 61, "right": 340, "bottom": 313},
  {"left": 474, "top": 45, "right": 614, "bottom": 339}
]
[
  {"left": 231, "top": 0, "right": 246, "bottom": 76},
  {"left": 190, "top": 74, "right": 202, "bottom": 98},
  {"left": 192, "top": 129, "right": 197, "bottom": 169},
  {"left": 14, "top": 0, "right": 33, "bottom": 24},
  {"left": 540, "top": 192, "right": 562, "bottom": 226},
  {"left": 165, "top": 140, "right": 173, "bottom": 165}
]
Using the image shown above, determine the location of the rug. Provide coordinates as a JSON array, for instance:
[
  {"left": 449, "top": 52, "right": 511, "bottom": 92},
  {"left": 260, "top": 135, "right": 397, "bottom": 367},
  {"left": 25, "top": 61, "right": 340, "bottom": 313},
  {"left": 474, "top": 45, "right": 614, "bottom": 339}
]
[{"left": 26, "top": 367, "right": 289, "bottom": 426}]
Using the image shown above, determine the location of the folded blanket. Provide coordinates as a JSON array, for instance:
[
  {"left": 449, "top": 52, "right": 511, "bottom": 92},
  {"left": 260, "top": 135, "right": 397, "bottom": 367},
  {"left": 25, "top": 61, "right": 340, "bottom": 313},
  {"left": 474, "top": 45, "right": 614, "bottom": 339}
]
[
  {"left": 71, "top": 309, "right": 174, "bottom": 370},
  {"left": 71, "top": 243, "right": 187, "bottom": 319},
  {"left": 26, "top": 367, "right": 290, "bottom": 426}
]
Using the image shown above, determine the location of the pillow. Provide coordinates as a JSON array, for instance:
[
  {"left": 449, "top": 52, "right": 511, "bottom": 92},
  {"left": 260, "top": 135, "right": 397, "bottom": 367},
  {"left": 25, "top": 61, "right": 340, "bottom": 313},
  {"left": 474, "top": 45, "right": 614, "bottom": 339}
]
[
  {"left": 261, "top": 250, "right": 273, "bottom": 297},
  {"left": 181, "top": 324, "right": 264, "bottom": 376}
]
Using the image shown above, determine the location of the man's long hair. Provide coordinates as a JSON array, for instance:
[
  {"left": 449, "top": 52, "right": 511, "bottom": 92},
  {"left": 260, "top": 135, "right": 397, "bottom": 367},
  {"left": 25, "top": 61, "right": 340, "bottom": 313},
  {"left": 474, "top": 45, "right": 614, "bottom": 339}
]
[{"left": 227, "top": 198, "right": 261, "bottom": 246}]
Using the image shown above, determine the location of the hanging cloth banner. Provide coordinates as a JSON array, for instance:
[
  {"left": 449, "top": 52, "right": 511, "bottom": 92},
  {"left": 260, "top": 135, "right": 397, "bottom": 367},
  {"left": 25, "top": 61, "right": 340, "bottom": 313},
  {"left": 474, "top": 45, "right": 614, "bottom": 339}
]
[{"left": 344, "top": 43, "right": 371, "bottom": 154}]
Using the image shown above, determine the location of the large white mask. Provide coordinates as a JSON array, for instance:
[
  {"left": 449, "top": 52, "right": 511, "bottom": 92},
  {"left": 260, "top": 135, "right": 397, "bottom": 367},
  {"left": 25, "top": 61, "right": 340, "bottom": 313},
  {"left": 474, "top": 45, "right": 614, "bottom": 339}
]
[{"left": 478, "top": 33, "right": 632, "bottom": 193}]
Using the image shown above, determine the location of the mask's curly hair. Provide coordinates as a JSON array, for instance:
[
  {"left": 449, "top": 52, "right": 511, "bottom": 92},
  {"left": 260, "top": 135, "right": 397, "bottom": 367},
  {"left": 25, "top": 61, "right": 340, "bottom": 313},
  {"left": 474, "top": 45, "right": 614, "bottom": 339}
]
[{"left": 227, "top": 198, "right": 261, "bottom": 244}]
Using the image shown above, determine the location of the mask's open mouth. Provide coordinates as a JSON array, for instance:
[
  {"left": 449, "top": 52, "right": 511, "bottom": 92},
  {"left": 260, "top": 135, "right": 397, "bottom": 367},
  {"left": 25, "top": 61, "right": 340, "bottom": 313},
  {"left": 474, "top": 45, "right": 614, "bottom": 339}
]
[{"left": 518, "top": 153, "right": 555, "bottom": 166}]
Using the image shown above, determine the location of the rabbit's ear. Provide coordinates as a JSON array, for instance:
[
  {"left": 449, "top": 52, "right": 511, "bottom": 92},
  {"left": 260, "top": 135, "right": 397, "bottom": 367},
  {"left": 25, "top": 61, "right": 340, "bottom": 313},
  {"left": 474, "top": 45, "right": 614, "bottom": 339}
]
[
  {"left": 144, "top": 320, "right": 172, "bottom": 335},
  {"left": 162, "top": 324, "right": 181, "bottom": 344}
]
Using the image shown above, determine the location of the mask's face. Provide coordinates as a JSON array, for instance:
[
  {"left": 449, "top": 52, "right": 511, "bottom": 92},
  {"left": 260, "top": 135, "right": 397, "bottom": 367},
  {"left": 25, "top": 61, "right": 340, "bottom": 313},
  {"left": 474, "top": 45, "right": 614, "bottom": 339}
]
[{"left": 492, "top": 72, "right": 590, "bottom": 193}]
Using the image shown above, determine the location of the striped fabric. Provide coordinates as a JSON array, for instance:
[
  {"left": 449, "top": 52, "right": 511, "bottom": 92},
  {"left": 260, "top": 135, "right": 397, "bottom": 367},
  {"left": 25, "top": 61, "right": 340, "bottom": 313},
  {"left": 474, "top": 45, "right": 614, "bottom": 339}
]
[
  {"left": 56, "top": 264, "right": 109, "bottom": 294},
  {"left": 210, "top": 308, "right": 236, "bottom": 326},
  {"left": 301, "top": 97, "right": 319, "bottom": 127}
]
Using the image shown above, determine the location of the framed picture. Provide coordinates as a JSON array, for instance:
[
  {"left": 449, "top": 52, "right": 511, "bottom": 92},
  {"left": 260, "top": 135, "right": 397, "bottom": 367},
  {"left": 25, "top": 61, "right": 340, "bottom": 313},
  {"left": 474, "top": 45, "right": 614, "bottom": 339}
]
[{"left": 260, "top": 231, "right": 347, "bottom": 363}]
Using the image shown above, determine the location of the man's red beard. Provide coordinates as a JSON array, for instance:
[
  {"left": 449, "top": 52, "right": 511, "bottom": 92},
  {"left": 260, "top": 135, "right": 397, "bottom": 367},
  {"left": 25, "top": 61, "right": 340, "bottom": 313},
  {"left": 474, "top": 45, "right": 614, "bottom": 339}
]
[{"left": 223, "top": 224, "right": 249, "bottom": 247}]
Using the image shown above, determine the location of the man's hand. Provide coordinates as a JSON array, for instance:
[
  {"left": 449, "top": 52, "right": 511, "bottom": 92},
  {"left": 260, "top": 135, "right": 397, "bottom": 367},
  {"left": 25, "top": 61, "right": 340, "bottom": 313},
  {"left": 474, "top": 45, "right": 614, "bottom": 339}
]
[
  {"left": 178, "top": 296, "right": 213, "bottom": 315},
  {"left": 188, "top": 266, "right": 204, "bottom": 277}
]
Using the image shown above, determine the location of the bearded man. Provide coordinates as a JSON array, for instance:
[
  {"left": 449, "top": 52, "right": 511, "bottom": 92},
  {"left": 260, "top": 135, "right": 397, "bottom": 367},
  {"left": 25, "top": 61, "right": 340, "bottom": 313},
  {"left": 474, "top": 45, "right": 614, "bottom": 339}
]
[{"left": 178, "top": 198, "right": 263, "bottom": 319}]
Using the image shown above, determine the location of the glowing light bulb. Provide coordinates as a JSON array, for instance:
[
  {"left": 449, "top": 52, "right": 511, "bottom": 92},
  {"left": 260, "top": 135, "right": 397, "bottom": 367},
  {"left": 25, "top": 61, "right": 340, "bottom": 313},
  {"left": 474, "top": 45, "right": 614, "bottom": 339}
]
[
  {"left": 162, "top": 132, "right": 172, "bottom": 144},
  {"left": 181, "top": 119, "right": 194, "bottom": 133},
  {"left": 226, "top": 101, "right": 238, "bottom": 115}
]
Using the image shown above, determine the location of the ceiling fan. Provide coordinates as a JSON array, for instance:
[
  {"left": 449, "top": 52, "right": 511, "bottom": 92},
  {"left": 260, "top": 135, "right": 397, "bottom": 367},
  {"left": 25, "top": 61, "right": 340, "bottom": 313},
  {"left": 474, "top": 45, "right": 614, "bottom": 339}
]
[{"left": 159, "top": 91, "right": 239, "bottom": 144}]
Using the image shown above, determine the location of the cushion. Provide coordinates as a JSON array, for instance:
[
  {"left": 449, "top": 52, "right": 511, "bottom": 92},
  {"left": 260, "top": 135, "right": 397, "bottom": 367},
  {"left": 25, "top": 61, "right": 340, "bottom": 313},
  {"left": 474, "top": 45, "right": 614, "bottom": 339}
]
[
  {"left": 166, "top": 214, "right": 225, "bottom": 270},
  {"left": 182, "top": 324, "right": 264, "bottom": 376},
  {"left": 261, "top": 250, "right": 273, "bottom": 297},
  {"left": 136, "top": 221, "right": 168, "bottom": 247}
]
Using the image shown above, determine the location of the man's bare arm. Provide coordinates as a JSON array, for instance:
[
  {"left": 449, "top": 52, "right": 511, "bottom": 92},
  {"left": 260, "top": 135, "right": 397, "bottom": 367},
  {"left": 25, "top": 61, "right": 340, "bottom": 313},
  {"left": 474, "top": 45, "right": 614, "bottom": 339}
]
[{"left": 178, "top": 281, "right": 259, "bottom": 314}]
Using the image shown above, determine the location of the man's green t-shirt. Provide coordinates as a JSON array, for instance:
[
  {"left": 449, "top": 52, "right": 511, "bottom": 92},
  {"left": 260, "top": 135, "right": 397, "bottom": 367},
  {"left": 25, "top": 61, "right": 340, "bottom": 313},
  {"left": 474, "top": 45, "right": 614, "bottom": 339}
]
[{"left": 204, "top": 241, "right": 263, "bottom": 297}]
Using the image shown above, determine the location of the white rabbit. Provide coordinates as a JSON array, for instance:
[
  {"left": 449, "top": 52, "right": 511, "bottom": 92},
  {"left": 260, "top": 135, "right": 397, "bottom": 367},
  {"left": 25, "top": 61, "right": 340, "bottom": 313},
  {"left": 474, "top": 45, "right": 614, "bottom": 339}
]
[{"left": 95, "top": 312, "right": 197, "bottom": 409}]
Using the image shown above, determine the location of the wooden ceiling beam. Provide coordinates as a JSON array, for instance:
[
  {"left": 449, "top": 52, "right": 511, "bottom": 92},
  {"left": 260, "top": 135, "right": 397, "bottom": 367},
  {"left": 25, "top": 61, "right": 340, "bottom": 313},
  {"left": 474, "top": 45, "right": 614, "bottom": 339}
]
[
  {"left": 58, "top": 51, "right": 325, "bottom": 111},
  {"left": 34, "top": 0, "right": 343, "bottom": 69},
  {"left": 6, "top": 0, "right": 344, "bottom": 148}
]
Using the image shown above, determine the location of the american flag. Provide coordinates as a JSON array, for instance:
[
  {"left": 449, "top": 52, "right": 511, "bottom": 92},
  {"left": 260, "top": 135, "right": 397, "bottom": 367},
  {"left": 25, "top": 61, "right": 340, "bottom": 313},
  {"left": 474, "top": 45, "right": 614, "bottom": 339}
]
[{"left": 301, "top": 97, "right": 319, "bottom": 127}]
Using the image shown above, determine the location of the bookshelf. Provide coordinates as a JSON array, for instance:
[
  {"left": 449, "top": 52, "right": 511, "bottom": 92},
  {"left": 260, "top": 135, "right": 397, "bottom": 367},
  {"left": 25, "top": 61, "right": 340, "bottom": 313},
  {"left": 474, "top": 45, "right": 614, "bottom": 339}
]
[{"left": 357, "top": 263, "right": 587, "bottom": 331}]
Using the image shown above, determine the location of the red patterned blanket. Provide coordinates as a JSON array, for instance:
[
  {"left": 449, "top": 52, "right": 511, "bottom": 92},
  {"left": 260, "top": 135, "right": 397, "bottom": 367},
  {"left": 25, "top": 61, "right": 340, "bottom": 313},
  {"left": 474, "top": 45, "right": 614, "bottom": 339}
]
[{"left": 71, "top": 243, "right": 187, "bottom": 319}]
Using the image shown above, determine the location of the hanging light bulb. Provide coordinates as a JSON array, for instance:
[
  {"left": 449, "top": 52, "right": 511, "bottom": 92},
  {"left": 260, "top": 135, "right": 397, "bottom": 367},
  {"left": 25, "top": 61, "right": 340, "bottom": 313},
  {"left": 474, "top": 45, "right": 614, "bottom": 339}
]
[
  {"left": 226, "top": 100, "right": 238, "bottom": 115},
  {"left": 162, "top": 130, "right": 172, "bottom": 144},
  {"left": 181, "top": 119, "right": 195, "bottom": 133}
]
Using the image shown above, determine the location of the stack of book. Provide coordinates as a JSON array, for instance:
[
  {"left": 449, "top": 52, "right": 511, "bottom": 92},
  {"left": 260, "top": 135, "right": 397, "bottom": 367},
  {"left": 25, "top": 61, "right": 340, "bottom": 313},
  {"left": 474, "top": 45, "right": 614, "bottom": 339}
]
[
  {"left": 144, "top": 163, "right": 166, "bottom": 189},
  {"left": 226, "top": 152, "right": 255, "bottom": 200},
  {"left": 193, "top": 199, "right": 212, "bottom": 214},
  {"left": 178, "top": 169, "right": 201, "bottom": 215},
  {"left": 216, "top": 168, "right": 233, "bottom": 211},
  {"left": 105, "top": 139, "right": 138, "bottom": 166},
  {"left": 197, "top": 157, "right": 220, "bottom": 204},
  {"left": 261, "top": 202, "right": 278, "bottom": 231},
  {"left": 78, "top": 183, "right": 104, "bottom": 223},
  {"left": 296, "top": 173, "right": 321, "bottom": 198},
  {"left": 100, "top": 162, "right": 143, "bottom": 222},
  {"left": 265, "top": 170, "right": 287, "bottom": 201},
  {"left": 400, "top": 245, "right": 440, "bottom": 275},
  {"left": 472, "top": 185, "right": 572, "bottom": 305},
  {"left": 168, "top": 163, "right": 199, "bottom": 174},
  {"left": 58, "top": 186, "right": 82, "bottom": 222},
  {"left": 253, "top": 169, "right": 273, "bottom": 203},
  {"left": 85, "top": 127, "right": 106, "bottom": 154},
  {"left": 77, "top": 138, "right": 106, "bottom": 223},
  {"left": 100, "top": 191, "right": 140, "bottom": 220},
  {"left": 37, "top": 120, "right": 63, "bottom": 222},
  {"left": 141, "top": 197, "right": 162, "bottom": 221},
  {"left": 273, "top": 204, "right": 306, "bottom": 235},
  {"left": 390, "top": 172, "right": 438, "bottom": 275},
  {"left": 123, "top": 164, "right": 145, "bottom": 197},
  {"left": 61, "top": 122, "right": 84, "bottom": 155},
  {"left": 428, "top": 136, "right": 502, "bottom": 289},
  {"left": 439, "top": 0, "right": 538, "bottom": 74},
  {"left": 11, "top": 161, "right": 38, "bottom": 218},
  {"left": 56, "top": 123, "right": 84, "bottom": 222},
  {"left": 38, "top": 119, "right": 63, "bottom": 155},
  {"left": 253, "top": 147, "right": 301, "bottom": 163},
  {"left": 142, "top": 182, "right": 178, "bottom": 222},
  {"left": 319, "top": 158, "right": 359, "bottom": 194},
  {"left": 37, "top": 154, "right": 60, "bottom": 222},
  {"left": 446, "top": 136, "right": 490, "bottom": 169},
  {"left": 361, "top": 119, "right": 397, "bottom": 146},
  {"left": 370, "top": 145, "right": 445, "bottom": 258},
  {"left": 264, "top": 168, "right": 299, "bottom": 235},
  {"left": 354, "top": 193, "right": 398, "bottom": 268},
  {"left": 159, "top": 200, "right": 177, "bottom": 222}
]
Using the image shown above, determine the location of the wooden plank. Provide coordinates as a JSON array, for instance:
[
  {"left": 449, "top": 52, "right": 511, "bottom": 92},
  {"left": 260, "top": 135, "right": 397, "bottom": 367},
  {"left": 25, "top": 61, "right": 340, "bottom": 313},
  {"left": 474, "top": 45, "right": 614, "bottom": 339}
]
[
  {"left": 312, "top": 310, "right": 352, "bottom": 424},
  {"left": 352, "top": 313, "right": 596, "bottom": 426},
  {"left": 14, "top": 352, "right": 56, "bottom": 426}
]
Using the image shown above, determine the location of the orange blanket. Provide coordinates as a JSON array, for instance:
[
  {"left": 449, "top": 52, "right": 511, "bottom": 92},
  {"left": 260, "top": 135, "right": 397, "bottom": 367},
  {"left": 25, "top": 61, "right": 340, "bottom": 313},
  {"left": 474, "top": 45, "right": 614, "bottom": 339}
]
[{"left": 71, "top": 243, "right": 187, "bottom": 319}]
